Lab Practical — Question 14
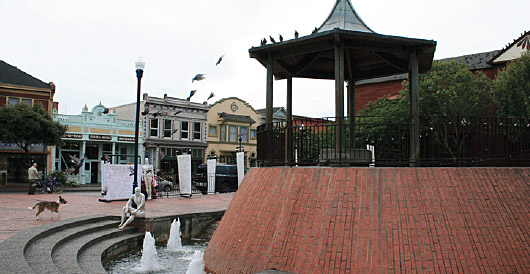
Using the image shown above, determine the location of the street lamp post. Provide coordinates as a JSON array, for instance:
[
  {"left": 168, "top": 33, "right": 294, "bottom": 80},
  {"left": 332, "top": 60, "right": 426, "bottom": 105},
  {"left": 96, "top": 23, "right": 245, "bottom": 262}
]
[{"left": 133, "top": 59, "right": 145, "bottom": 191}]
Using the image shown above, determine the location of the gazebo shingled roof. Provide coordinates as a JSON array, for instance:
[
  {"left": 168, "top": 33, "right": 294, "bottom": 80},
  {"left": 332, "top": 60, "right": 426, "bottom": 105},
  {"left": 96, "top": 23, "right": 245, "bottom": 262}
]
[
  {"left": 249, "top": 0, "right": 436, "bottom": 81},
  {"left": 250, "top": 0, "right": 437, "bottom": 166}
]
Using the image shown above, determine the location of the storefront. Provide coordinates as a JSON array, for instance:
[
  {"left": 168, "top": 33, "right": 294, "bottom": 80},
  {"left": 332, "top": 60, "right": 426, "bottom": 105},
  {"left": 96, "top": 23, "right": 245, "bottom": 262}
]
[{"left": 53, "top": 104, "right": 143, "bottom": 184}]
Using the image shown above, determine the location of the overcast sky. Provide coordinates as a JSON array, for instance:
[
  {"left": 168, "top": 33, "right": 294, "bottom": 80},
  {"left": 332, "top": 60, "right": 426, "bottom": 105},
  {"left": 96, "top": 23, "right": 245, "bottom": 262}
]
[{"left": 1, "top": 0, "right": 528, "bottom": 117}]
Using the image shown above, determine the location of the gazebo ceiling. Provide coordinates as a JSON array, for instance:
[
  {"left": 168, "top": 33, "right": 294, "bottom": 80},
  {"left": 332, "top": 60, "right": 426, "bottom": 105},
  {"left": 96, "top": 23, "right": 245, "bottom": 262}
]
[{"left": 249, "top": 29, "right": 437, "bottom": 81}]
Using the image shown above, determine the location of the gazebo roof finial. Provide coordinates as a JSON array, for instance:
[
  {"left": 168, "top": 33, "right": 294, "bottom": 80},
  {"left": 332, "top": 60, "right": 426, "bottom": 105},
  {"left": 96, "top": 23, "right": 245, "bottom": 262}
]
[{"left": 317, "top": 0, "right": 374, "bottom": 33}]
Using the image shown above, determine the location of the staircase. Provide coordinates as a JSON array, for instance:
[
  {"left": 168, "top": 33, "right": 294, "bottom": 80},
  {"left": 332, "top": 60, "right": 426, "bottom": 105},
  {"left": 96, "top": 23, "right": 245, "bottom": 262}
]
[{"left": 0, "top": 215, "right": 143, "bottom": 274}]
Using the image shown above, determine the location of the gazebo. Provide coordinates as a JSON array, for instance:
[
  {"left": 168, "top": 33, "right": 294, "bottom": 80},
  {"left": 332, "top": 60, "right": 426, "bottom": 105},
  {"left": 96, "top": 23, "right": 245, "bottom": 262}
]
[{"left": 250, "top": 0, "right": 436, "bottom": 166}]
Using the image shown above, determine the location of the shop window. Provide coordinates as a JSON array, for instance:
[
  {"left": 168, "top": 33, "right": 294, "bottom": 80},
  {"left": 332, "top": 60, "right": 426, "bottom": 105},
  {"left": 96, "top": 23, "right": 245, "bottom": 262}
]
[
  {"left": 240, "top": 127, "right": 248, "bottom": 142},
  {"left": 193, "top": 122, "right": 201, "bottom": 140},
  {"left": 163, "top": 119, "right": 172, "bottom": 138},
  {"left": 181, "top": 121, "right": 189, "bottom": 139},
  {"left": 120, "top": 147, "right": 128, "bottom": 161},
  {"left": 220, "top": 125, "right": 226, "bottom": 142},
  {"left": 229, "top": 126, "right": 237, "bottom": 142},
  {"left": 150, "top": 119, "right": 159, "bottom": 137},
  {"left": 209, "top": 125, "right": 217, "bottom": 136}
]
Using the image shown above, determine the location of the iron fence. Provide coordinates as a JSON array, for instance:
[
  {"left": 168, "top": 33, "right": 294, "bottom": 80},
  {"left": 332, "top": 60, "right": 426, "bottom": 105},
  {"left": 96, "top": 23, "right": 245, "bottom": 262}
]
[{"left": 257, "top": 116, "right": 530, "bottom": 167}]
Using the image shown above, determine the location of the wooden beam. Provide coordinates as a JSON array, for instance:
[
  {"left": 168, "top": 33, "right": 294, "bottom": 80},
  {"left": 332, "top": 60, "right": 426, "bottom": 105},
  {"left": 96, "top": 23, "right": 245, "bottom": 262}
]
[{"left": 372, "top": 51, "right": 409, "bottom": 72}]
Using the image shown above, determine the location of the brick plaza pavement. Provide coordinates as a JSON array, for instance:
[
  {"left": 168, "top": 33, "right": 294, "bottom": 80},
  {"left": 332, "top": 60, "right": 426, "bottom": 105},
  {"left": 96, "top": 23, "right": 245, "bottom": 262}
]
[{"left": 0, "top": 191, "right": 234, "bottom": 243}]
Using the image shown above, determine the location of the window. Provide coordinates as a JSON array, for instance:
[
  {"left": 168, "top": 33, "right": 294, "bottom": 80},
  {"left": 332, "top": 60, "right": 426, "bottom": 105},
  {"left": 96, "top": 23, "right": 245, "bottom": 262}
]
[
  {"left": 193, "top": 122, "right": 201, "bottom": 140},
  {"left": 220, "top": 125, "right": 226, "bottom": 141},
  {"left": 181, "top": 121, "right": 189, "bottom": 139},
  {"left": 163, "top": 119, "right": 172, "bottom": 138},
  {"left": 150, "top": 119, "right": 159, "bottom": 137},
  {"left": 250, "top": 129, "right": 256, "bottom": 139},
  {"left": 229, "top": 126, "right": 237, "bottom": 142},
  {"left": 120, "top": 147, "right": 128, "bottom": 161},
  {"left": 21, "top": 98, "right": 33, "bottom": 105},
  {"left": 7, "top": 97, "right": 33, "bottom": 106},
  {"left": 240, "top": 127, "right": 248, "bottom": 142},
  {"left": 208, "top": 125, "right": 217, "bottom": 136}
]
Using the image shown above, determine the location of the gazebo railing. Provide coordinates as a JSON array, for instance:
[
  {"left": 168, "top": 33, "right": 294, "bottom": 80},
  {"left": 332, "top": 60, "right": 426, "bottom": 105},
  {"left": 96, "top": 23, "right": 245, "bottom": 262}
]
[{"left": 257, "top": 116, "right": 530, "bottom": 167}]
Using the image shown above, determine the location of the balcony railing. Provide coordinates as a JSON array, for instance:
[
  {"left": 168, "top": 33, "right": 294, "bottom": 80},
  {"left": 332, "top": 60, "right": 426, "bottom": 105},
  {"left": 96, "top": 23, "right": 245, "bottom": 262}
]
[{"left": 257, "top": 116, "right": 530, "bottom": 167}]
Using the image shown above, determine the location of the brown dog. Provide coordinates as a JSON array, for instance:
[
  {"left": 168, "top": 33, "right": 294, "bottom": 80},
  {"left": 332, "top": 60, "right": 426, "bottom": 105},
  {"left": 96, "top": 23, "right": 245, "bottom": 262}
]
[{"left": 29, "top": 196, "right": 67, "bottom": 219}]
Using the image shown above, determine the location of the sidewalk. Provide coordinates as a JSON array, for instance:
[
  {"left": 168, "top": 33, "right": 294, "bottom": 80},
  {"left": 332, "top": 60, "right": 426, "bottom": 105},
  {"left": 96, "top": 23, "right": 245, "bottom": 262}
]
[
  {"left": 0, "top": 182, "right": 102, "bottom": 193},
  {"left": 0, "top": 191, "right": 234, "bottom": 243}
]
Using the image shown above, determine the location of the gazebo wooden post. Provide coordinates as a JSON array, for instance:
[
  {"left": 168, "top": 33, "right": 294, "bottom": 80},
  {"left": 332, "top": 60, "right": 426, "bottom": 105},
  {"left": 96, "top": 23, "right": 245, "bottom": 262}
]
[
  {"left": 266, "top": 52, "right": 274, "bottom": 129},
  {"left": 335, "top": 36, "right": 345, "bottom": 156},
  {"left": 409, "top": 49, "right": 420, "bottom": 167},
  {"left": 347, "top": 80, "right": 355, "bottom": 149},
  {"left": 286, "top": 76, "right": 293, "bottom": 165}
]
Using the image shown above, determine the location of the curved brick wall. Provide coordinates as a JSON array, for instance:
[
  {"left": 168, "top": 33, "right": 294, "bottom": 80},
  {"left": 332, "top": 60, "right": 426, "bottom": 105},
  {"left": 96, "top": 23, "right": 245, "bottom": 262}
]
[{"left": 204, "top": 167, "right": 530, "bottom": 274}]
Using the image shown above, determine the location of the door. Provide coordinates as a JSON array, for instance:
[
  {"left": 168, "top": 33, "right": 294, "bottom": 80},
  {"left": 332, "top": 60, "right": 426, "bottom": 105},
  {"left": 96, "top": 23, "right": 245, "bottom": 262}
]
[{"left": 90, "top": 162, "right": 99, "bottom": 184}]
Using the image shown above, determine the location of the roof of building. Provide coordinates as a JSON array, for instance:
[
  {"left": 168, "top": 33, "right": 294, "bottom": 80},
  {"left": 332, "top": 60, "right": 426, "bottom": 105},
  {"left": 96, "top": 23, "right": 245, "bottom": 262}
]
[
  {"left": 256, "top": 107, "right": 285, "bottom": 117},
  {"left": 218, "top": 112, "right": 256, "bottom": 124},
  {"left": 317, "top": 0, "right": 374, "bottom": 33},
  {"left": 439, "top": 50, "right": 500, "bottom": 70},
  {"left": 0, "top": 60, "right": 51, "bottom": 89},
  {"left": 489, "top": 30, "right": 530, "bottom": 64},
  {"left": 356, "top": 49, "right": 500, "bottom": 85}
]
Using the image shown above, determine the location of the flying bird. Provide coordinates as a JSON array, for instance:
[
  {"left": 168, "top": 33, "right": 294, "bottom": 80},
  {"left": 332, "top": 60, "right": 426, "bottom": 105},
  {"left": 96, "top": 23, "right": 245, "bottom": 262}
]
[
  {"left": 216, "top": 55, "right": 224, "bottom": 66},
  {"left": 279, "top": 34, "right": 283, "bottom": 42},
  {"left": 192, "top": 74, "right": 206, "bottom": 83},
  {"left": 187, "top": 90, "right": 197, "bottom": 101},
  {"left": 261, "top": 38, "right": 267, "bottom": 46},
  {"left": 68, "top": 154, "right": 86, "bottom": 173},
  {"left": 269, "top": 35, "right": 276, "bottom": 43},
  {"left": 172, "top": 128, "right": 179, "bottom": 135},
  {"left": 152, "top": 109, "right": 164, "bottom": 117},
  {"left": 295, "top": 30, "right": 299, "bottom": 39},
  {"left": 207, "top": 92, "right": 215, "bottom": 100},
  {"left": 174, "top": 110, "right": 182, "bottom": 115},
  {"left": 141, "top": 108, "right": 150, "bottom": 115}
]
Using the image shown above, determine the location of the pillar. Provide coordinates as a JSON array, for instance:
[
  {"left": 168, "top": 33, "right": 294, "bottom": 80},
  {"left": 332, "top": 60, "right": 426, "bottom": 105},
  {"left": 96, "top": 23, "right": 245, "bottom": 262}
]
[
  {"left": 285, "top": 76, "right": 293, "bottom": 164},
  {"left": 335, "top": 36, "right": 345, "bottom": 154},
  {"left": 266, "top": 52, "right": 274, "bottom": 128},
  {"left": 409, "top": 49, "right": 420, "bottom": 167}
]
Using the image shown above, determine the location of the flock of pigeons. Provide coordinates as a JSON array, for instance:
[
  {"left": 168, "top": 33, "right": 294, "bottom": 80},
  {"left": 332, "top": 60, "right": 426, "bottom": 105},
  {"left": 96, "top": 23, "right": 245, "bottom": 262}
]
[
  {"left": 187, "top": 54, "right": 224, "bottom": 102},
  {"left": 260, "top": 28, "right": 317, "bottom": 46}
]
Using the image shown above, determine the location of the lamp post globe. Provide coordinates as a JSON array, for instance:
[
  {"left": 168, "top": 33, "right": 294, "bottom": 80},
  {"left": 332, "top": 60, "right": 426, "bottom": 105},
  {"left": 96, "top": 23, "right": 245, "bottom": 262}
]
[{"left": 133, "top": 59, "right": 145, "bottom": 192}]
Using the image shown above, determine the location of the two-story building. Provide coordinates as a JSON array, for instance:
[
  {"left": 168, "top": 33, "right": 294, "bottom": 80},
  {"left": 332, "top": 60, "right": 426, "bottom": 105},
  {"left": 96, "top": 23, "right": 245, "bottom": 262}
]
[
  {"left": 0, "top": 60, "right": 57, "bottom": 182},
  {"left": 114, "top": 93, "right": 208, "bottom": 177},
  {"left": 52, "top": 103, "right": 142, "bottom": 184},
  {"left": 206, "top": 97, "right": 260, "bottom": 167}
]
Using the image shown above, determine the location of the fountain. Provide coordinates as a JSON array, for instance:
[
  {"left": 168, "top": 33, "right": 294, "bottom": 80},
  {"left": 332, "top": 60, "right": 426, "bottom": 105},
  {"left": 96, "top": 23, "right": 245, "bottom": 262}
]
[
  {"left": 186, "top": 250, "right": 205, "bottom": 274},
  {"left": 167, "top": 218, "right": 183, "bottom": 252},
  {"left": 137, "top": 231, "right": 159, "bottom": 272}
]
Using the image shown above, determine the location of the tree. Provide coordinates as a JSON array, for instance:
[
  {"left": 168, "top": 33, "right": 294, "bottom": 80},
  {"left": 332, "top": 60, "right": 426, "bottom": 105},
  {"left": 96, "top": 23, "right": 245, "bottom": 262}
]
[
  {"left": 357, "top": 61, "right": 494, "bottom": 163},
  {"left": 492, "top": 52, "right": 530, "bottom": 118},
  {"left": 0, "top": 103, "right": 67, "bottom": 165}
]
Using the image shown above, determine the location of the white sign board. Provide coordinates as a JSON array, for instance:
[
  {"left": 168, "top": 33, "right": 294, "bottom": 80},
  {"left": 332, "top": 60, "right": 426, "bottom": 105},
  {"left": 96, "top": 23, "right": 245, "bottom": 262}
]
[
  {"left": 178, "top": 155, "right": 192, "bottom": 196},
  {"left": 237, "top": 152, "right": 244, "bottom": 186},
  {"left": 207, "top": 159, "right": 216, "bottom": 194},
  {"left": 102, "top": 162, "right": 141, "bottom": 200}
]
